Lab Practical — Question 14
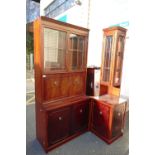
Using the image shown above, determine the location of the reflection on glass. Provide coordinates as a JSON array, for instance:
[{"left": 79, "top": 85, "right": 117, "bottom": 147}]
[
  {"left": 113, "top": 35, "right": 125, "bottom": 87},
  {"left": 103, "top": 36, "right": 113, "bottom": 82},
  {"left": 69, "top": 34, "right": 85, "bottom": 70},
  {"left": 44, "top": 28, "right": 66, "bottom": 70}
]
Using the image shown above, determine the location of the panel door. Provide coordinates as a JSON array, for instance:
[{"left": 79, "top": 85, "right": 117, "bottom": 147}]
[
  {"left": 47, "top": 107, "right": 71, "bottom": 146},
  {"left": 112, "top": 104, "right": 125, "bottom": 138},
  {"left": 92, "top": 101, "right": 110, "bottom": 138},
  {"left": 43, "top": 74, "right": 69, "bottom": 101},
  {"left": 71, "top": 101, "right": 89, "bottom": 134},
  {"left": 69, "top": 73, "right": 85, "bottom": 96}
]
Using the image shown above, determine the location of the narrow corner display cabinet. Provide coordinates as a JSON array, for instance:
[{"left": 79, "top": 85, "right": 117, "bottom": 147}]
[
  {"left": 100, "top": 26, "right": 127, "bottom": 96},
  {"left": 34, "top": 16, "right": 127, "bottom": 153}
]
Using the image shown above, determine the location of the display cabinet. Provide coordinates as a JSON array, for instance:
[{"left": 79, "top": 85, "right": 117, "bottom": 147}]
[
  {"left": 34, "top": 17, "right": 128, "bottom": 153},
  {"left": 34, "top": 16, "right": 89, "bottom": 152},
  {"left": 100, "top": 26, "right": 127, "bottom": 96}
]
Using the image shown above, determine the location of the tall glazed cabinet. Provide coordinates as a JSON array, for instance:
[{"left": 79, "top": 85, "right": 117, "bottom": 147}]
[
  {"left": 34, "top": 17, "right": 90, "bottom": 152},
  {"left": 100, "top": 26, "right": 127, "bottom": 96}
]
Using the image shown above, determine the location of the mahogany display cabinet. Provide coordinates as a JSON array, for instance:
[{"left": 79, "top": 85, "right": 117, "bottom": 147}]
[
  {"left": 34, "top": 16, "right": 90, "bottom": 152},
  {"left": 33, "top": 16, "right": 127, "bottom": 153},
  {"left": 100, "top": 26, "right": 127, "bottom": 96}
]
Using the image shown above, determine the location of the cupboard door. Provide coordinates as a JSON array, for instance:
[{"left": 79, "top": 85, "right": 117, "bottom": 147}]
[
  {"left": 92, "top": 101, "right": 110, "bottom": 138},
  {"left": 43, "top": 74, "right": 69, "bottom": 101},
  {"left": 43, "top": 28, "right": 67, "bottom": 72},
  {"left": 72, "top": 101, "right": 89, "bottom": 133},
  {"left": 112, "top": 104, "right": 125, "bottom": 138},
  {"left": 69, "top": 73, "right": 85, "bottom": 96},
  {"left": 102, "top": 35, "right": 113, "bottom": 83},
  {"left": 69, "top": 34, "right": 86, "bottom": 71},
  {"left": 113, "top": 33, "right": 125, "bottom": 87},
  {"left": 48, "top": 107, "right": 70, "bottom": 146}
]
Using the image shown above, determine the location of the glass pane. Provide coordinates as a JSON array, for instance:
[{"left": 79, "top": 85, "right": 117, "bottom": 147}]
[
  {"left": 102, "top": 36, "right": 113, "bottom": 82},
  {"left": 72, "top": 50, "right": 78, "bottom": 69},
  {"left": 69, "top": 34, "right": 78, "bottom": 50},
  {"left": 69, "top": 34, "right": 85, "bottom": 70},
  {"left": 44, "top": 28, "right": 66, "bottom": 70},
  {"left": 113, "top": 35, "right": 125, "bottom": 87},
  {"left": 78, "top": 51, "right": 83, "bottom": 68},
  {"left": 79, "top": 37, "right": 84, "bottom": 51}
]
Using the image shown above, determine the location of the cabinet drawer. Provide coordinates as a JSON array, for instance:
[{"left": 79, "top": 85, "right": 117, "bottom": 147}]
[
  {"left": 72, "top": 101, "right": 89, "bottom": 133},
  {"left": 47, "top": 107, "right": 70, "bottom": 146}
]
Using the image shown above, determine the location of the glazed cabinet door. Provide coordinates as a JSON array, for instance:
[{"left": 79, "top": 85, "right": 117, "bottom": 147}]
[
  {"left": 43, "top": 27, "right": 67, "bottom": 73},
  {"left": 47, "top": 107, "right": 71, "bottom": 146},
  {"left": 71, "top": 101, "right": 89, "bottom": 134},
  {"left": 69, "top": 34, "right": 87, "bottom": 71},
  {"left": 92, "top": 101, "right": 110, "bottom": 138},
  {"left": 101, "top": 35, "right": 113, "bottom": 83},
  {"left": 112, "top": 104, "right": 125, "bottom": 138},
  {"left": 113, "top": 32, "right": 126, "bottom": 87}
]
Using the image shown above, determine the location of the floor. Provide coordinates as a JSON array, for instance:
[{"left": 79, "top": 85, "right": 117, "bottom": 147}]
[{"left": 26, "top": 103, "right": 129, "bottom": 155}]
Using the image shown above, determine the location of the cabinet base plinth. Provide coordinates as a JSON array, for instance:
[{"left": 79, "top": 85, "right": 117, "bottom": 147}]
[{"left": 91, "top": 129, "right": 123, "bottom": 144}]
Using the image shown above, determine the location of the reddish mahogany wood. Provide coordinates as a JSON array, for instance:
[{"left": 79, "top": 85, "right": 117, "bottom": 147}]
[
  {"left": 92, "top": 100, "right": 110, "bottom": 138},
  {"left": 48, "top": 107, "right": 71, "bottom": 146},
  {"left": 34, "top": 17, "right": 127, "bottom": 153},
  {"left": 91, "top": 97, "right": 127, "bottom": 144},
  {"left": 71, "top": 101, "right": 89, "bottom": 134}
]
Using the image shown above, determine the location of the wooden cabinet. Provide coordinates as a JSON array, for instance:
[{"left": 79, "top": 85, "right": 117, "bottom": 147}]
[
  {"left": 100, "top": 27, "right": 127, "bottom": 96},
  {"left": 46, "top": 98, "right": 90, "bottom": 150},
  {"left": 34, "top": 17, "right": 128, "bottom": 153},
  {"left": 34, "top": 16, "right": 89, "bottom": 152},
  {"left": 91, "top": 95, "right": 127, "bottom": 144}
]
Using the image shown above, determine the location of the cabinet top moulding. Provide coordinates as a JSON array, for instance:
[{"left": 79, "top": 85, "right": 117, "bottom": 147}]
[
  {"left": 103, "top": 26, "right": 127, "bottom": 33},
  {"left": 38, "top": 16, "right": 89, "bottom": 33}
]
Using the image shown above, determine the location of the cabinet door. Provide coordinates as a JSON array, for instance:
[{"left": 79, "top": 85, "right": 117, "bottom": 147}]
[
  {"left": 72, "top": 101, "right": 89, "bottom": 134},
  {"left": 113, "top": 33, "right": 126, "bottom": 87},
  {"left": 112, "top": 104, "right": 125, "bottom": 138},
  {"left": 47, "top": 107, "right": 70, "bottom": 146},
  {"left": 43, "top": 28, "right": 67, "bottom": 73},
  {"left": 92, "top": 101, "right": 110, "bottom": 138},
  {"left": 43, "top": 74, "right": 69, "bottom": 101},
  {"left": 69, "top": 34, "right": 87, "bottom": 71},
  {"left": 69, "top": 73, "right": 85, "bottom": 96},
  {"left": 101, "top": 35, "right": 113, "bottom": 83}
]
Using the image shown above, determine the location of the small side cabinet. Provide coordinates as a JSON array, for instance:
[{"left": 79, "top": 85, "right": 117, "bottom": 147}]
[{"left": 91, "top": 95, "right": 127, "bottom": 144}]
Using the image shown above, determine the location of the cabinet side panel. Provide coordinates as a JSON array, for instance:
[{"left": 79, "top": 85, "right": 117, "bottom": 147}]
[{"left": 34, "top": 18, "right": 45, "bottom": 146}]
